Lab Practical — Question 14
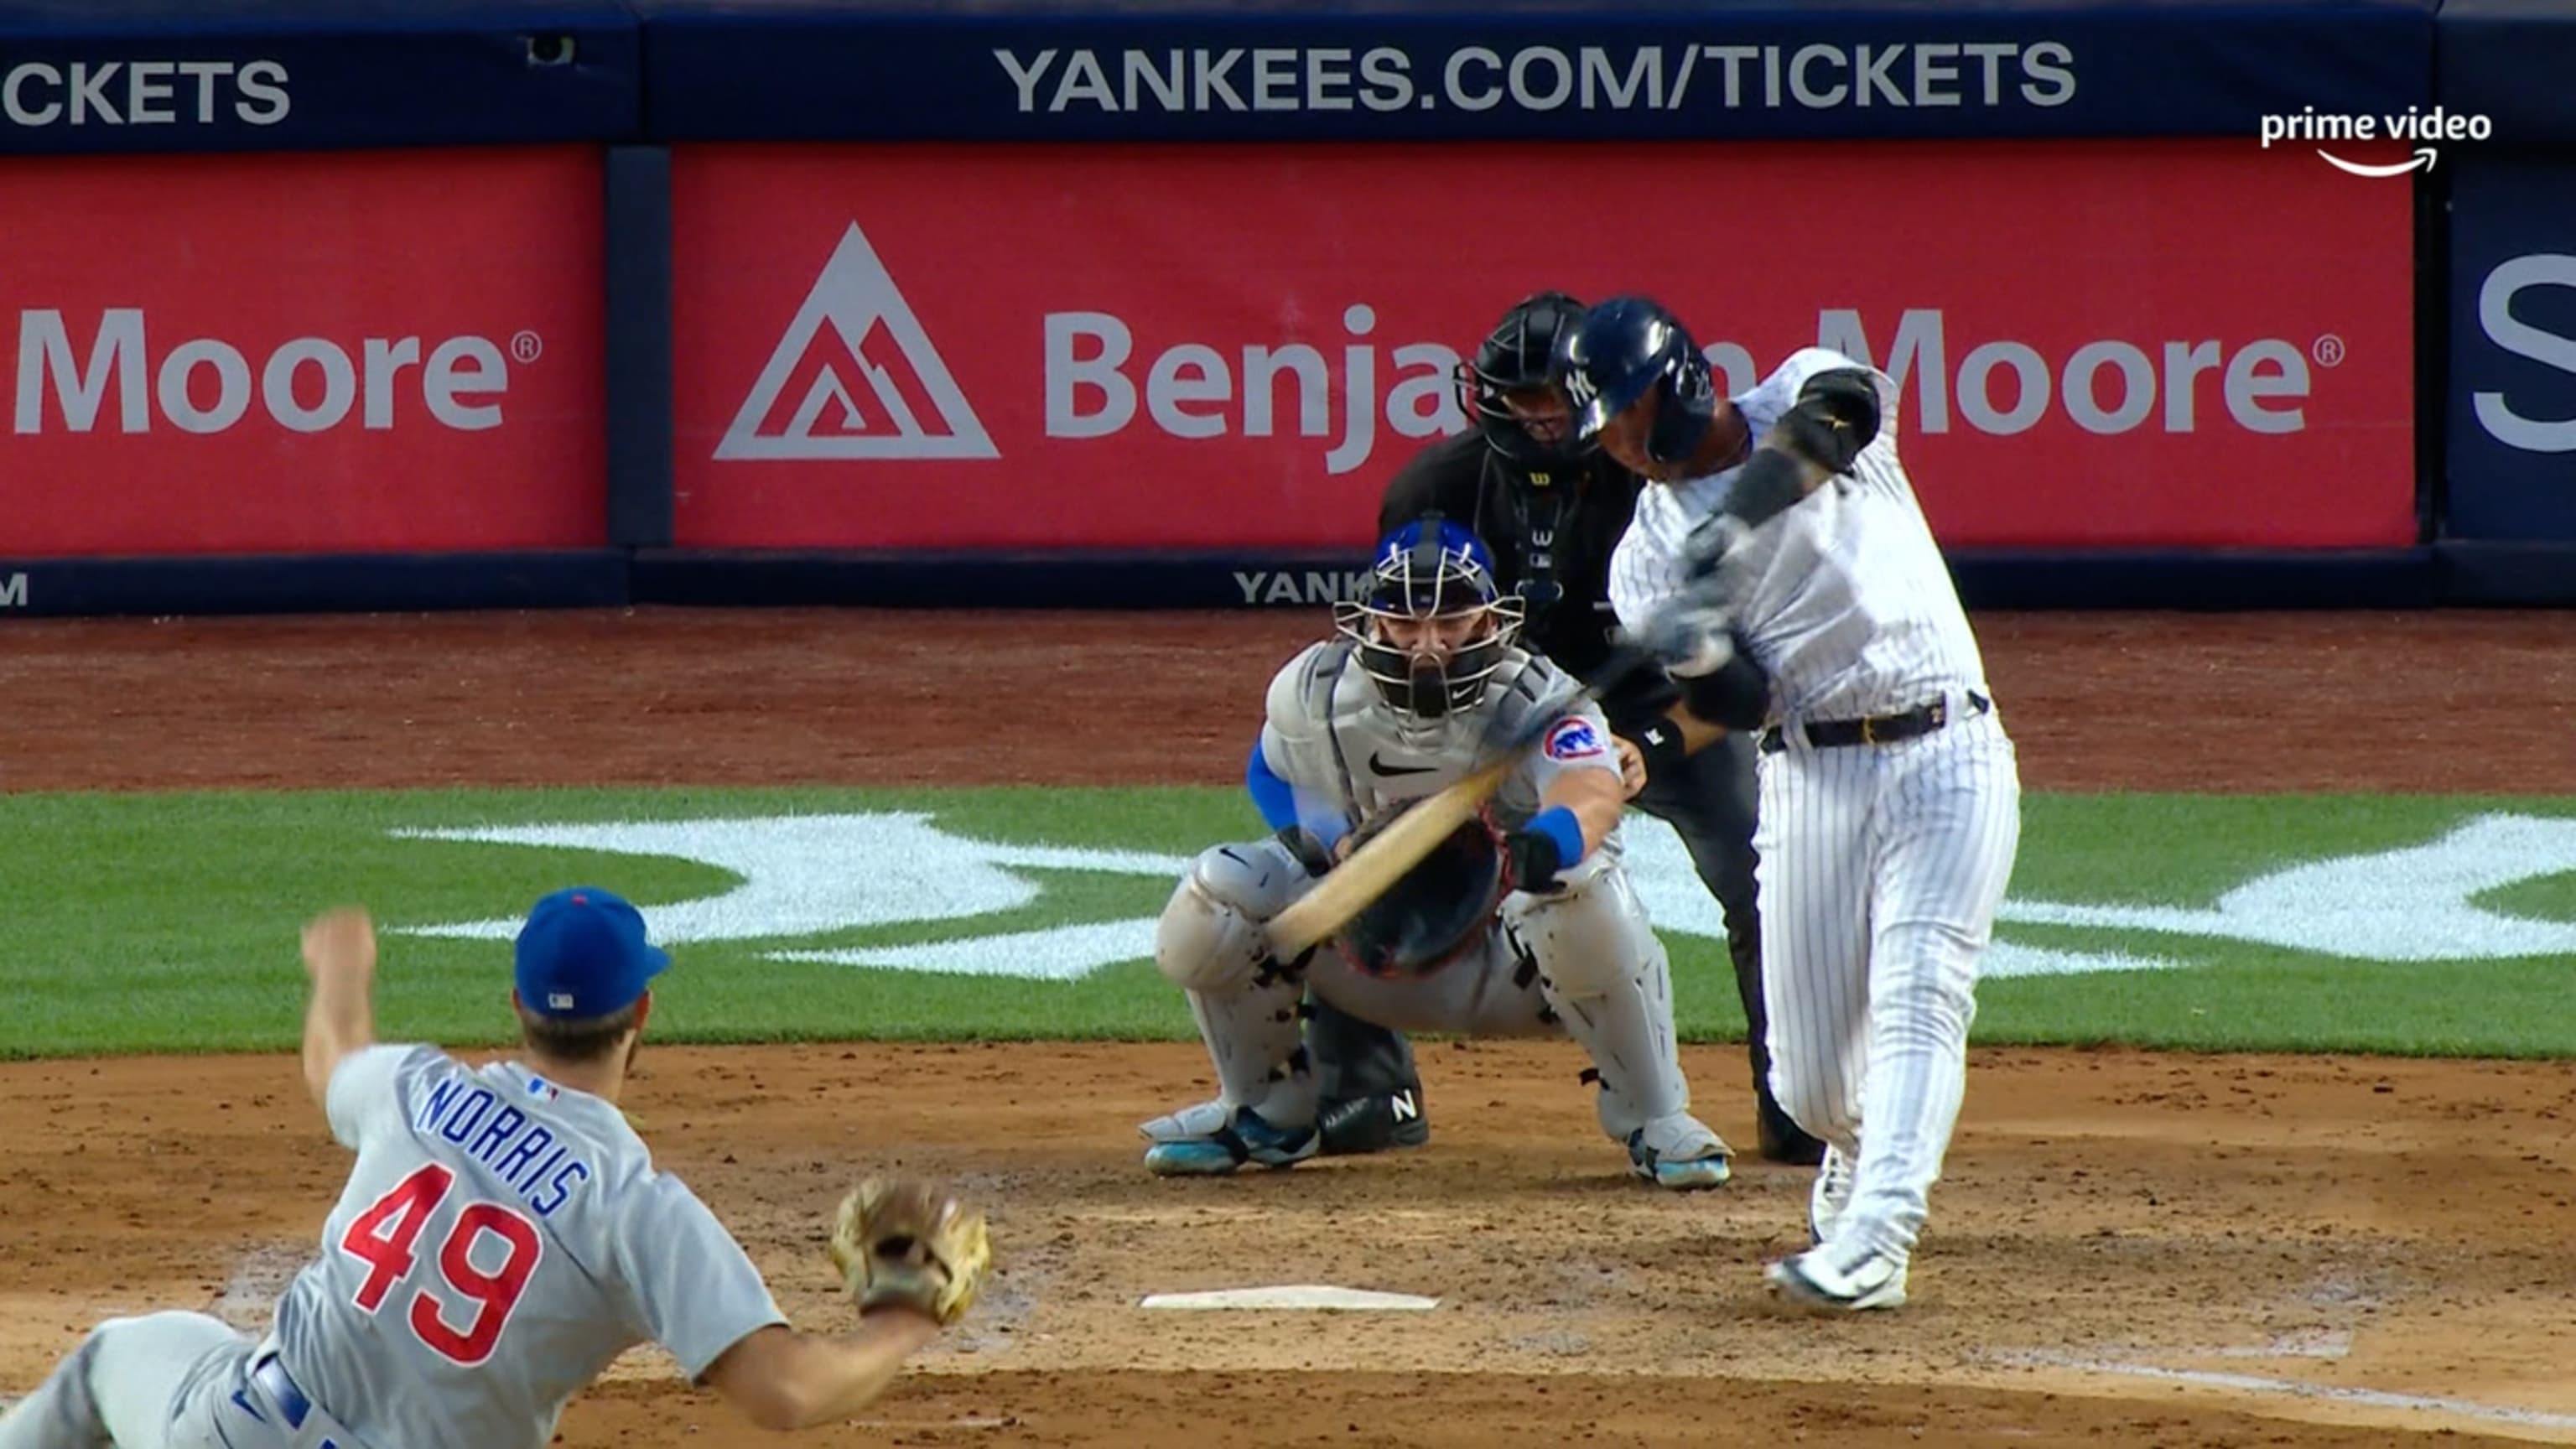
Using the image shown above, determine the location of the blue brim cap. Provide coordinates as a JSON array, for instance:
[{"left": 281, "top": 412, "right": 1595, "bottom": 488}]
[{"left": 515, "top": 886, "right": 669, "bottom": 1019}]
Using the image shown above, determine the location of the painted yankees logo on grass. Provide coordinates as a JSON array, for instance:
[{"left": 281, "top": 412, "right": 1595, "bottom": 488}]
[{"left": 392, "top": 812, "right": 2576, "bottom": 979}]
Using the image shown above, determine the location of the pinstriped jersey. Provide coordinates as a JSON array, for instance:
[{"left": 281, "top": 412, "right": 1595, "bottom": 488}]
[
  {"left": 1257, "top": 639, "right": 1624, "bottom": 851},
  {"left": 1607, "top": 346, "right": 1992, "bottom": 726},
  {"left": 267, "top": 1043, "right": 788, "bottom": 1449}
]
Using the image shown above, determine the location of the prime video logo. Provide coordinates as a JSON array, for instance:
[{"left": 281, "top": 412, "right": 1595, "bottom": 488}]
[{"left": 2260, "top": 105, "right": 2492, "bottom": 177}]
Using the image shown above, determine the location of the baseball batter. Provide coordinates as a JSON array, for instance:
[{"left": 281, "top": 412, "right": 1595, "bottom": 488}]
[
  {"left": 1562, "top": 298, "right": 2024, "bottom": 1311},
  {"left": 0, "top": 888, "right": 990, "bottom": 1447},
  {"left": 1138, "top": 516, "right": 1734, "bottom": 1190}
]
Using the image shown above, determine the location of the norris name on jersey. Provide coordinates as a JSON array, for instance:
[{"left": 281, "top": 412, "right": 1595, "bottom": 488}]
[{"left": 409, "top": 1069, "right": 598, "bottom": 1219}]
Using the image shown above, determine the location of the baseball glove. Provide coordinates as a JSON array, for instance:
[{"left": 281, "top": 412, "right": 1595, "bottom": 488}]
[
  {"left": 829, "top": 1176, "right": 993, "bottom": 1327},
  {"left": 1333, "top": 800, "right": 1510, "bottom": 979}
]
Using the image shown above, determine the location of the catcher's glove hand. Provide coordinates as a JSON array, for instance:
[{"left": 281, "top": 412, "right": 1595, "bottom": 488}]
[
  {"left": 829, "top": 1176, "right": 993, "bottom": 1327},
  {"left": 1334, "top": 801, "right": 1509, "bottom": 979}
]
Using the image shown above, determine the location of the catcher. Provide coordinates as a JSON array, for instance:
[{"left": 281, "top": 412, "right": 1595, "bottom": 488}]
[
  {"left": 1137, "top": 515, "right": 1734, "bottom": 1190},
  {"left": 0, "top": 889, "right": 992, "bottom": 1449}
]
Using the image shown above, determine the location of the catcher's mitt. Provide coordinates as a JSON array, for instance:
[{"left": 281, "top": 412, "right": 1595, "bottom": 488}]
[
  {"left": 829, "top": 1176, "right": 993, "bottom": 1327},
  {"left": 1333, "top": 800, "right": 1509, "bottom": 979}
]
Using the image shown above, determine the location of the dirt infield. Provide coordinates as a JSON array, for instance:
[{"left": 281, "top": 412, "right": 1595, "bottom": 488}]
[{"left": 4, "top": 607, "right": 2575, "bottom": 1446}]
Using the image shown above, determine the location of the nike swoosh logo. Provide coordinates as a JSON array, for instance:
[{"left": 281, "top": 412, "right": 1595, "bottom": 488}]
[{"left": 1369, "top": 750, "right": 1438, "bottom": 776}]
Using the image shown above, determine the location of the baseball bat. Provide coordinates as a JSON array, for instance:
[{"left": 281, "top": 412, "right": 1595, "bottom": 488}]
[
  {"left": 1261, "top": 752, "right": 1519, "bottom": 959},
  {"left": 1259, "top": 644, "right": 1669, "bottom": 960}
]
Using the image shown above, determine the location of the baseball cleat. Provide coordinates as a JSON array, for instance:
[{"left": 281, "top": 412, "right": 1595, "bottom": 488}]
[
  {"left": 1317, "top": 1084, "right": 1431, "bottom": 1156},
  {"left": 1142, "top": 1105, "right": 1319, "bottom": 1176},
  {"left": 1139, "top": 1097, "right": 1228, "bottom": 1144},
  {"left": 1624, "top": 1115, "right": 1733, "bottom": 1191},
  {"left": 1765, "top": 1243, "right": 1908, "bottom": 1312}
]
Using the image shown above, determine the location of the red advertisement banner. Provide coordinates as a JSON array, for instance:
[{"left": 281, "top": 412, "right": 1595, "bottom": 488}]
[
  {"left": 3, "top": 148, "right": 605, "bottom": 558},
  {"left": 672, "top": 139, "right": 2415, "bottom": 553}
]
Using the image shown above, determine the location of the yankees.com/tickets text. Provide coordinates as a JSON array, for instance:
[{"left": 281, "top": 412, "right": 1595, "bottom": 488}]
[
  {"left": 994, "top": 42, "right": 2075, "bottom": 117},
  {"left": 1, "top": 60, "right": 289, "bottom": 128}
]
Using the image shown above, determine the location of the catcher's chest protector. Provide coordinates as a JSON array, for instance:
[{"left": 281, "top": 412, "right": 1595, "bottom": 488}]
[{"left": 1267, "top": 641, "right": 1567, "bottom": 833}]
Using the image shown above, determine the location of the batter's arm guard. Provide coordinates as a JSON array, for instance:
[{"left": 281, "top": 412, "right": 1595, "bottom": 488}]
[{"left": 1693, "top": 363, "right": 1887, "bottom": 548}]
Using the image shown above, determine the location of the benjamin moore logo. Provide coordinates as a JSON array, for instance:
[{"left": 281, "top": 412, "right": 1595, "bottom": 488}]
[
  {"left": 715, "top": 222, "right": 997, "bottom": 461},
  {"left": 2259, "top": 105, "right": 2493, "bottom": 177}
]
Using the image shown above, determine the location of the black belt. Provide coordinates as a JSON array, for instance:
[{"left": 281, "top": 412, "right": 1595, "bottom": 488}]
[
  {"left": 252, "top": 1353, "right": 314, "bottom": 1431},
  {"left": 1758, "top": 692, "right": 1989, "bottom": 754}
]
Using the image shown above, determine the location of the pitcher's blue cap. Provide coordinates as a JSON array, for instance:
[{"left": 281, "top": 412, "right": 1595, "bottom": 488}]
[{"left": 515, "top": 886, "right": 668, "bottom": 1019}]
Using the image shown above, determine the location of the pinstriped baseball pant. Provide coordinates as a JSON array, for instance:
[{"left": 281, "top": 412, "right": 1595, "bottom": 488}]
[{"left": 1753, "top": 699, "right": 2022, "bottom": 1264}]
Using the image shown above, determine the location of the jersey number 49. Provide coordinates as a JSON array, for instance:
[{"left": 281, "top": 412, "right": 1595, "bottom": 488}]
[{"left": 340, "top": 1162, "right": 543, "bottom": 1366}]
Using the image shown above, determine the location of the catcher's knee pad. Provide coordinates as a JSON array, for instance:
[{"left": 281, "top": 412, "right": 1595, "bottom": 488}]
[
  {"left": 1156, "top": 840, "right": 1311, "bottom": 993},
  {"left": 1500, "top": 856, "right": 1655, "bottom": 1000}
]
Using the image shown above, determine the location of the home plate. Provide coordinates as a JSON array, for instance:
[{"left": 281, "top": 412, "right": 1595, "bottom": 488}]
[{"left": 1140, "top": 1285, "right": 1441, "bottom": 1311}]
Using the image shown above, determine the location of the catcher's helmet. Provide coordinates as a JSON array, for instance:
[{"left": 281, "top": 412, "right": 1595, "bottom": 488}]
[
  {"left": 1561, "top": 294, "right": 1717, "bottom": 468},
  {"left": 1335, "top": 512, "right": 1524, "bottom": 723},
  {"left": 1454, "top": 291, "right": 1597, "bottom": 470}
]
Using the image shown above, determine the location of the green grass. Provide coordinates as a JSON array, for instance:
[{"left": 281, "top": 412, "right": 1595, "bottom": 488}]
[{"left": 2, "top": 786, "right": 2572, "bottom": 1061}]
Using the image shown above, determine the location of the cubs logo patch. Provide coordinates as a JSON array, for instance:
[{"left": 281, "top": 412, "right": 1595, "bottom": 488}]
[{"left": 1544, "top": 718, "right": 1607, "bottom": 761}]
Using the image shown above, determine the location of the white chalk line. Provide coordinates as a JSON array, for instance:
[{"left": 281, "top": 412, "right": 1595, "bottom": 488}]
[
  {"left": 1992, "top": 1348, "right": 2576, "bottom": 1431},
  {"left": 2204, "top": 1330, "right": 2351, "bottom": 1360}
]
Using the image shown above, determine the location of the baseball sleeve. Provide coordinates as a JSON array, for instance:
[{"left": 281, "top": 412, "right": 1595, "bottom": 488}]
[
  {"left": 1607, "top": 487, "right": 1691, "bottom": 635},
  {"left": 618, "top": 1174, "right": 792, "bottom": 1384},
  {"left": 1521, "top": 706, "right": 1624, "bottom": 803},
  {"left": 325, "top": 1042, "right": 440, "bottom": 1151}
]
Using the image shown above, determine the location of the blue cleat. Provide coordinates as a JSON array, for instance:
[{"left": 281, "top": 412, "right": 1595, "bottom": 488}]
[
  {"left": 1625, "top": 1114, "right": 1734, "bottom": 1191},
  {"left": 1142, "top": 1104, "right": 1319, "bottom": 1176}
]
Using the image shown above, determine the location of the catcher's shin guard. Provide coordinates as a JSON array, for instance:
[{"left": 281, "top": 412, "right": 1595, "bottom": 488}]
[
  {"left": 1153, "top": 841, "right": 1320, "bottom": 1130},
  {"left": 1504, "top": 860, "right": 1732, "bottom": 1187}
]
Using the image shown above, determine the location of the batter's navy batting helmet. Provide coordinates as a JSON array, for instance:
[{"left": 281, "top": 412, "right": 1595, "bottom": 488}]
[
  {"left": 1335, "top": 512, "right": 1524, "bottom": 723},
  {"left": 1561, "top": 295, "right": 1717, "bottom": 468},
  {"left": 1455, "top": 291, "right": 1597, "bottom": 469}
]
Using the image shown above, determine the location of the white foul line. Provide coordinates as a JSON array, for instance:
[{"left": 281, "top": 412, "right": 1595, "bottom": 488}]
[{"left": 1993, "top": 1349, "right": 2576, "bottom": 1431}]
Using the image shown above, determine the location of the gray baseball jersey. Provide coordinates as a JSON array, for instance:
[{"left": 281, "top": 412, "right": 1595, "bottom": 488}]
[
  {"left": 1141, "top": 632, "right": 1730, "bottom": 1186},
  {"left": 1258, "top": 638, "right": 1624, "bottom": 845},
  {"left": 266, "top": 1043, "right": 788, "bottom": 1448}
]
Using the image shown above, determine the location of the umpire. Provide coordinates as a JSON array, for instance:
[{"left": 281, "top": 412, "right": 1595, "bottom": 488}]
[{"left": 1311, "top": 291, "right": 1826, "bottom": 1167}]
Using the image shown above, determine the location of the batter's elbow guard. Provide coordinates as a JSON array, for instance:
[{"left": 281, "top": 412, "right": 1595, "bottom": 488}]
[
  {"left": 1721, "top": 447, "right": 1809, "bottom": 532},
  {"left": 1678, "top": 648, "right": 1771, "bottom": 733},
  {"left": 1779, "top": 369, "right": 1881, "bottom": 473}
]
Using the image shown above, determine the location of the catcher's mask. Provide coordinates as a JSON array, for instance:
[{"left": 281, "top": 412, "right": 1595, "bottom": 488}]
[
  {"left": 1452, "top": 291, "right": 1597, "bottom": 470},
  {"left": 1335, "top": 513, "right": 1524, "bottom": 724}
]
